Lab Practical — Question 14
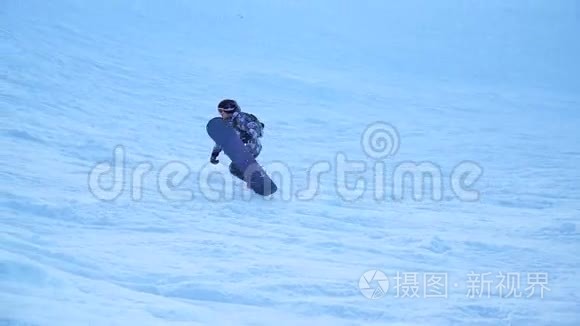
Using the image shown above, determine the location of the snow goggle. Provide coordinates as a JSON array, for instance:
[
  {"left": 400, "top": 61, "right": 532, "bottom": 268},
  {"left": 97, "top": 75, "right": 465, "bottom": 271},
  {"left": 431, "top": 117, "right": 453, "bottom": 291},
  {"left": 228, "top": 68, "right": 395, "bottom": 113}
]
[{"left": 218, "top": 107, "right": 236, "bottom": 113}]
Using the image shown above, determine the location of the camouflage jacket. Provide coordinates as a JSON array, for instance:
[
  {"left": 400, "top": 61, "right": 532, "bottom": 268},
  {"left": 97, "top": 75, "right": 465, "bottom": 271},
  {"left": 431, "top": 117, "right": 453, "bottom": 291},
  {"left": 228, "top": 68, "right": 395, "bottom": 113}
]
[{"left": 211, "top": 111, "right": 263, "bottom": 158}]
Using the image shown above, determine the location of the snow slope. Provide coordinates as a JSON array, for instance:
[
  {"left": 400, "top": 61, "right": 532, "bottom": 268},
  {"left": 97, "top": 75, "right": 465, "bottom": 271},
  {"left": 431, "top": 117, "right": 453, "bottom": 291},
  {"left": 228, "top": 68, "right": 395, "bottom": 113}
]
[{"left": 2, "top": 0, "right": 579, "bottom": 325}]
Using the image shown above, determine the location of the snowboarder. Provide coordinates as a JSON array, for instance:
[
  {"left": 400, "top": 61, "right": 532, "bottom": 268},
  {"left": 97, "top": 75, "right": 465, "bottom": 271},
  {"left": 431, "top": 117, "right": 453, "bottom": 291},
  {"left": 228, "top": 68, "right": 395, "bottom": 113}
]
[{"left": 209, "top": 99, "right": 265, "bottom": 181}]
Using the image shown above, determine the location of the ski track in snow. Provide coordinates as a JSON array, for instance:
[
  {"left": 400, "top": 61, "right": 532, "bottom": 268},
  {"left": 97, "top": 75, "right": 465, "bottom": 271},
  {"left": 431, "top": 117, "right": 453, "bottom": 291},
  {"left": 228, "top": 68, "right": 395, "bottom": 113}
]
[{"left": 2, "top": 0, "right": 580, "bottom": 325}]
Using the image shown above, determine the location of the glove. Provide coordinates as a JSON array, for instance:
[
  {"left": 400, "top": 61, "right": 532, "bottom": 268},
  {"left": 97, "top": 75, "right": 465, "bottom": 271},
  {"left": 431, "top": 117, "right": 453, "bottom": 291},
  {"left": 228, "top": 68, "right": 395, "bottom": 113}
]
[
  {"left": 240, "top": 132, "right": 251, "bottom": 143},
  {"left": 210, "top": 151, "right": 219, "bottom": 164}
]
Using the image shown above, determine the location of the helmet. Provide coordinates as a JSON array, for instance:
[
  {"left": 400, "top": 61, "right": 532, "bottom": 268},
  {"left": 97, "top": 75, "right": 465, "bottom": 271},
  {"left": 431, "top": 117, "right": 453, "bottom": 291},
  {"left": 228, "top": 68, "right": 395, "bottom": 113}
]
[{"left": 217, "top": 99, "right": 240, "bottom": 113}]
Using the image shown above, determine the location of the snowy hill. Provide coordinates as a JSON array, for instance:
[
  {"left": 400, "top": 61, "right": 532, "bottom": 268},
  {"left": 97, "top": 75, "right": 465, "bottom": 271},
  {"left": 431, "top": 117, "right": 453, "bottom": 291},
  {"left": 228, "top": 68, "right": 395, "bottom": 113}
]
[{"left": 2, "top": 0, "right": 579, "bottom": 325}]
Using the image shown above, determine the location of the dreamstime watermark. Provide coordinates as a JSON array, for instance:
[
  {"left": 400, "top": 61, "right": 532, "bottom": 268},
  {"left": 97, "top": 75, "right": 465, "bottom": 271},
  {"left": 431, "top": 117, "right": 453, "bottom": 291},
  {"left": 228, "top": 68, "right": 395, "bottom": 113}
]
[{"left": 87, "top": 121, "right": 483, "bottom": 202}]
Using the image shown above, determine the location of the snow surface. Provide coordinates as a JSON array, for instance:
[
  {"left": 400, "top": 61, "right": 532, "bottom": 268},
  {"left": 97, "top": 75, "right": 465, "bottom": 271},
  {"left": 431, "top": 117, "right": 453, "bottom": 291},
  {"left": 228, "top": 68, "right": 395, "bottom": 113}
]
[{"left": 2, "top": 0, "right": 580, "bottom": 325}]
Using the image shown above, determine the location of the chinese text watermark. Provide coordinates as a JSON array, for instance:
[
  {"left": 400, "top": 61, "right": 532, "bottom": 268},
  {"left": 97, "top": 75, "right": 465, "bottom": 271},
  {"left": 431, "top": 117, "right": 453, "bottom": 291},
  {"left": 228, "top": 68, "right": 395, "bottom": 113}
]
[{"left": 358, "top": 270, "right": 550, "bottom": 300}]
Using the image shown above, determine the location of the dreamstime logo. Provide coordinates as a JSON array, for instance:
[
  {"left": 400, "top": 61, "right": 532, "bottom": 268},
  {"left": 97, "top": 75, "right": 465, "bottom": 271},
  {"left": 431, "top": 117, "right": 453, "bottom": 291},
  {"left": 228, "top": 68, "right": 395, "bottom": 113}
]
[
  {"left": 359, "top": 269, "right": 390, "bottom": 299},
  {"left": 332, "top": 121, "right": 483, "bottom": 202},
  {"left": 361, "top": 121, "right": 400, "bottom": 160},
  {"left": 86, "top": 121, "right": 483, "bottom": 202}
]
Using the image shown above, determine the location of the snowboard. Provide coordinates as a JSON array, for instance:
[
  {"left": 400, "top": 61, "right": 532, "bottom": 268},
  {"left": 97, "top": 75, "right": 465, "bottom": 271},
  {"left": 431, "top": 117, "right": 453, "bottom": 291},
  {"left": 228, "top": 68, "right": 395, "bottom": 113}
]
[{"left": 206, "top": 117, "right": 278, "bottom": 196}]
